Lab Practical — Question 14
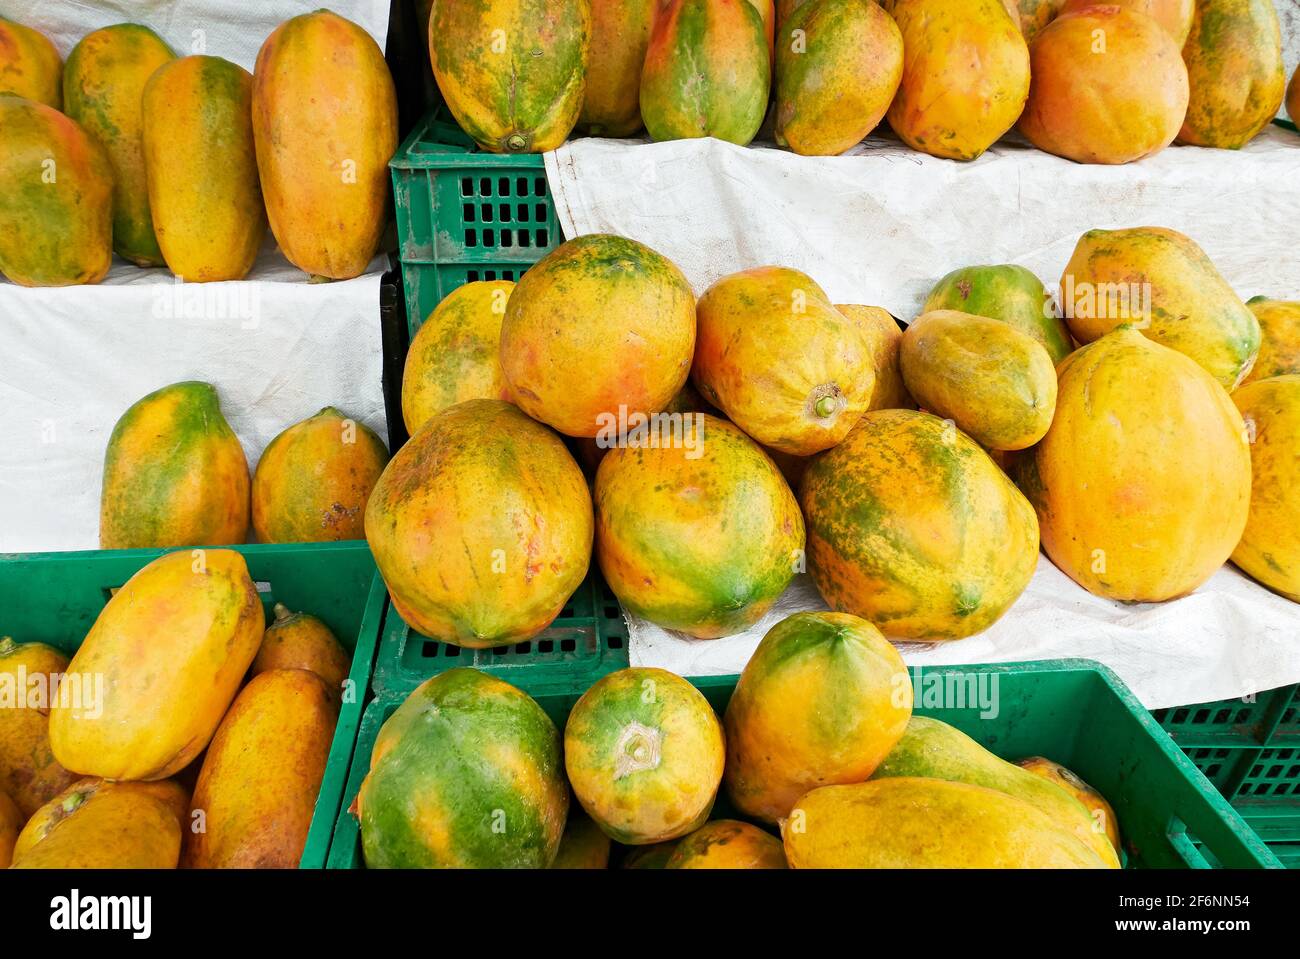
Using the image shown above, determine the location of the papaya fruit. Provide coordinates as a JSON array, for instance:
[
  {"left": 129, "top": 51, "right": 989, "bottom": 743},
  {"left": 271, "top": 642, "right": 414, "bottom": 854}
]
[
  {"left": 253, "top": 10, "right": 397, "bottom": 279},
  {"left": 1019, "top": 6, "right": 1189, "bottom": 164},
  {"left": 1289, "top": 65, "right": 1299, "bottom": 127},
  {"left": 886, "top": 0, "right": 1031, "bottom": 161},
  {"left": 0, "top": 96, "right": 113, "bottom": 287},
  {"left": 640, "top": 0, "right": 770, "bottom": 145},
  {"left": 801, "top": 409, "right": 1039, "bottom": 640},
  {"left": 1060, "top": 0, "right": 1193, "bottom": 44},
  {"left": 550, "top": 806, "right": 612, "bottom": 868},
  {"left": 0, "top": 637, "right": 77, "bottom": 818},
  {"left": 923, "top": 264, "right": 1072, "bottom": 365},
  {"left": 1060, "top": 227, "right": 1260, "bottom": 390},
  {"left": 99, "top": 381, "right": 251, "bottom": 549},
  {"left": 1014, "top": 0, "right": 1067, "bottom": 41},
  {"left": 565, "top": 667, "right": 725, "bottom": 844},
  {"left": 1016, "top": 327, "right": 1251, "bottom": 602},
  {"left": 594, "top": 414, "right": 804, "bottom": 639},
  {"left": 0, "top": 18, "right": 62, "bottom": 107},
  {"left": 142, "top": 55, "right": 266, "bottom": 282},
  {"left": 12, "top": 778, "right": 189, "bottom": 869},
  {"left": 621, "top": 840, "right": 679, "bottom": 868},
  {"left": 748, "top": 0, "right": 777, "bottom": 66},
  {"left": 356, "top": 669, "right": 568, "bottom": 868},
  {"left": 1240, "top": 299, "right": 1300, "bottom": 386},
  {"left": 500, "top": 234, "right": 696, "bottom": 438},
  {"left": 774, "top": 0, "right": 903, "bottom": 156},
  {"left": 63, "top": 24, "right": 174, "bottom": 266},
  {"left": 48, "top": 549, "right": 264, "bottom": 781},
  {"left": 431, "top": 0, "right": 591, "bottom": 152},
  {"left": 899, "top": 310, "right": 1058, "bottom": 451},
  {"left": 782, "top": 778, "right": 1109, "bottom": 868},
  {"left": 666, "top": 820, "right": 787, "bottom": 868},
  {"left": 251, "top": 406, "right": 389, "bottom": 543},
  {"left": 0, "top": 788, "right": 19, "bottom": 868},
  {"left": 835, "top": 305, "right": 914, "bottom": 410},
  {"left": 365, "top": 399, "right": 593, "bottom": 648},
  {"left": 1018, "top": 756, "right": 1122, "bottom": 855},
  {"left": 1230, "top": 375, "right": 1300, "bottom": 603},
  {"left": 402, "top": 280, "right": 514, "bottom": 435},
  {"left": 723, "top": 612, "right": 913, "bottom": 824},
  {"left": 579, "top": 0, "right": 659, "bottom": 136},
  {"left": 182, "top": 669, "right": 337, "bottom": 868},
  {"left": 694, "top": 266, "right": 874, "bottom": 455},
  {"left": 876, "top": 716, "right": 1120, "bottom": 867},
  {"left": 252, "top": 603, "right": 351, "bottom": 698},
  {"left": 1179, "top": 0, "right": 1284, "bottom": 149},
  {"left": 776, "top": 0, "right": 811, "bottom": 25}
]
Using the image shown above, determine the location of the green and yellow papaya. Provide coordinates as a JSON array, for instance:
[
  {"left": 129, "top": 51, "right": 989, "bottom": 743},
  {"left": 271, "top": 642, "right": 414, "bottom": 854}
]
[
  {"left": 0, "top": 18, "right": 62, "bottom": 107},
  {"left": 924, "top": 264, "right": 1072, "bottom": 365},
  {"left": 578, "top": 0, "right": 658, "bottom": 136},
  {"left": 1240, "top": 298, "right": 1300, "bottom": 386}
]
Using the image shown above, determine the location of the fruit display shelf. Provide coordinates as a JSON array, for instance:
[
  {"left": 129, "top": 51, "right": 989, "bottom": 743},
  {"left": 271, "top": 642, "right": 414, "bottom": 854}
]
[{"left": 326, "top": 659, "right": 1282, "bottom": 869}]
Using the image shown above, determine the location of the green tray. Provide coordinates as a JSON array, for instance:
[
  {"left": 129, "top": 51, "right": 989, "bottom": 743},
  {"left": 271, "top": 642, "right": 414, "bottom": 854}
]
[
  {"left": 327, "top": 658, "right": 1282, "bottom": 869},
  {"left": 370, "top": 568, "right": 629, "bottom": 699},
  {"left": 0, "top": 541, "right": 387, "bottom": 870}
]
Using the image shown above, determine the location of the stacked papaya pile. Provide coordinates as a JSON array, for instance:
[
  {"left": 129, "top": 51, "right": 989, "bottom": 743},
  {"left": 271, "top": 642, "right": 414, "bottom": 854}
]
[
  {"left": 0, "top": 553, "right": 352, "bottom": 869},
  {"left": 354, "top": 614, "right": 1123, "bottom": 868},
  {"left": 422, "top": 0, "right": 1299, "bottom": 159},
  {"left": 0, "top": 11, "right": 396, "bottom": 287}
]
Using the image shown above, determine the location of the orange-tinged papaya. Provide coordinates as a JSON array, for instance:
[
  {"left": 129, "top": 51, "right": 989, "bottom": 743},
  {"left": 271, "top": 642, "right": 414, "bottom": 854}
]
[
  {"left": 48, "top": 549, "right": 264, "bottom": 781},
  {"left": 1060, "top": 227, "right": 1260, "bottom": 390},
  {"left": 550, "top": 806, "right": 613, "bottom": 868},
  {"left": 402, "top": 280, "right": 514, "bottom": 435},
  {"left": 621, "top": 840, "right": 679, "bottom": 867},
  {"left": 182, "top": 669, "right": 337, "bottom": 868},
  {"left": 11, "top": 778, "right": 188, "bottom": 869},
  {"left": 0, "top": 96, "right": 113, "bottom": 287},
  {"left": 365, "top": 399, "right": 593, "bottom": 649},
  {"left": 923, "top": 264, "right": 1072, "bottom": 365},
  {"left": 0, "top": 788, "right": 19, "bottom": 868},
  {"left": 1017, "top": 756, "right": 1122, "bottom": 855},
  {"left": 253, "top": 10, "right": 397, "bottom": 279},
  {"left": 251, "top": 406, "right": 389, "bottom": 543},
  {"left": 1020, "top": 6, "right": 1189, "bottom": 164},
  {"left": 579, "top": 0, "right": 659, "bottom": 136},
  {"left": 252, "top": 603, "right": 351, "bottom": 697},
  {"left": 748, "top": 0, "right": 776, "bottom": 66},
  {"left": 99, "top": 381, "right": 251, "bottom": 549},
  {"left": 594, "top": 414, "right": 804, "bottom": 638},
  {"left": 724, "top": 612, "right": 913, "bottom": 824},
  {"left": 1230, "top": 375, "right": 1300, "bottom": 603},
  {"left": 1289, "top": 65, "right": 1299, "bottom": 127},
  {"left": 0, "top": 18, "right": 62, "bottom": 107},
  {"left": 1017, "top": 327, "right": 1251, "bottom": 602},
  {"left": 0, "top": 637, "right": 77, "bottom": 818},
  {"left": 500, "top": 234, "right": 696, "bottom": 438},
  {"left": 640, "top": 0, "right": 770, "bottom": 145},
  {"left": 432, "top": 0, "right": 591, "bottom": 152},
  {"left": 1060, "top": 0, "right": 1193, "bottom": 44},
  {"left": 666, "top": 820, "right": 787, "bottom": 868},
  {"left": 774, "top": 0, "right": 903, "bottom": 156},
  {"left": 63, "top": 23, "right": 175, "bottom": 266},
  {"left": 694, "top": 266, "right": 874, "bottom": 455},
  {"left": 1240, "top": 298, "right": 1300, "bottom": 386},
  {"left": 143, "top": 55, "right": 266, "bottom": 282},
  {"left": 887, "top": 0, "right": 1030, "bottom": 161},
  {"left": 835, "top": 304, "right": 914, "bottom": 410}
]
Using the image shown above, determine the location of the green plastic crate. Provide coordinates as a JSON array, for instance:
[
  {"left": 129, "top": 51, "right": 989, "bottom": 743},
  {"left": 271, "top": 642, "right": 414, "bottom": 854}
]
[
  {"left": 371, "top": 569, "right": 629, "bottom": 699},
  {"left": 0, "top": 541, "right": 387, "bottom": 870},
  {"left": 1154, "top": 684, "right": 1300, "bottom": 868},
  {"left": 327, "top": 659, "right": 1281, "bottom": 869},
  {"left": 390, "top": 105, "right": 559, "bottom": 337}
]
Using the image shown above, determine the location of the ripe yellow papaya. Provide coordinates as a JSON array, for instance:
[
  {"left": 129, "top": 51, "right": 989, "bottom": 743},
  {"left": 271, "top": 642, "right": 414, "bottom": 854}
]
[
  {"left": 667, "top": 820, "right": 787, "bottom": 868},
  {"left": 1289, "top": 65, "right": 1299, "bottom": 127},
  {"left": 579, "top": 0, "right": 659, "bottom": 136},
  {"left": 1059, "top": 0, "right": 1193, "bottom": 44},
  {"left": 835, "top": 305, "right": 914, "bottom": 410},
  {"left": 142, "top": 55, "right": 266, "bottom": 282},
  {"left": 48, "top": 549, "right": 265, "bottom": 781},
  {"left": 0, "top": 788, "right": 19, "bottom": 868},
  {"left": 1018, "top": 756, "right": 1122, "bottom": 855},
  {"left": 0, "top": 637, "right": 77, "bottom": 818},
  {"left": 550, "top": 807, "right": 613, "bottom": 868},
  {"left": 253, "top": 10, "right": 397, "bottom": 278},
  {"left": 252, "top": 604, "right": 351, "bottom": 698},
  {"left": 923, "top": 264, "right": 1072, "bottom": 365},
  {"left": 1240, "top": 299, "right": 1300, "bottom": 386},
  {"left": 0, "top": 18, "right": 62, "bottom": 107}
]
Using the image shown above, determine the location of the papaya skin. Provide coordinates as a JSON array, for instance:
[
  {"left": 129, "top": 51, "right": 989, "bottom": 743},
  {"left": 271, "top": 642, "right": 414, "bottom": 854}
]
[
  {"left": 1018, "top": 756, "right": 1122, "bottom": 855},
  {"left": 1240, "top": 299, "right": 1300, "bottom": 386},
  {"left": 0, "top": 18, "right": 62, "bottom": 107},
  {"left": 1178, "top": 0, "right": 1285, "bottom": 149},
  {"left": 431, "top": 0, "right": 591, "bottom": 153},
  {"left": 12, "top": 778, "right": 188, "bottom": 869},
  {"left": 0, "top": 637, "right": 78, "bottom": 818},
  {"left": 1230, "top": 375, "right": 1300, "bottom": 603},
  {"left": 666, "top": 820, "right": 787, "bottom": 868},
  {"left": 143, "top": 56, "right": 266, "bottom": 282},
  {"left": 923, "top": 264, "right": 1072, "bottom": 365},
  {"left": 724, "top": 612, "right": 913, "bottom": 824},
  {"left": 835, "top": 305, "right": 914, "bottom": 410},
  {"left": 775, "top": 0, "right": 903, "bottom": 156},
  {"left": 783, "top": 778, "right": 1109, "bottom": 868},
  {"left": 0, "top": 96, "right": 113, "bottom": 287},
  {"left": 0, "top": 788, "right": 20, "bottom": 867},
  {"left": 1014, "top": 0, "right": 1067, "bottom": 41},
  {"left": 620, "top": 839, "right": 679, "bottom": 868},
  {"left": 63, "top": 23, "right": 175, "bottom": 266},
  {"left": 402, "top": 280, "right": 515, "bottom": 435},
  {"left": 1289, "top": 65, "right": 1299, "bottom": 128},
  {"left": 48, "top": 549, "right": 265, "bottom": 782},
  {"left": 251, "top": 406, "right": 389, "bottom": 543},
  {"left": 182, "top": 669, "right": 337, "bottom": 868},
  {"left": 253, "top": 10, "right": 397, "bottom": 279},
  {"left": 99, "top": 381, "right": 251, "bottom": 549},
  {"left": 899, "top": 310, "right": 1058, "bottom": 451},
  {"left": 252, "top": 603, "right": 351, "bottom": 698},
  {"left": 578, "top": 0, "right": 659, "bottom": 136},
  {"left": 1059, "top": 0, "right": 1193, "bottom": 44},
  {"left": 550, "top": 806, "right": 612, "bottom": 868}
]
